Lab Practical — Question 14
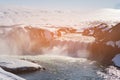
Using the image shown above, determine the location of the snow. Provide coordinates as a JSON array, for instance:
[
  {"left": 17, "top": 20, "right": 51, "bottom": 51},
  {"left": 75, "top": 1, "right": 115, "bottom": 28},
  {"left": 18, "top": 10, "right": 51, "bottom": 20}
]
[
  {"left": 0, "top": 67, "right": 25, "bottom": 80},
  {"left": 0, "top": 6, "right": 81, "bottom": 26},
  {"left": 106, "top": 41, "right": 115, "bottom": 47},
  {"left": 88, "top": 8, "right": 120, "bottom": 22},
  {"left": 55, "top": 33, "right": 95, "bottom": 43},
  {"left": 0, "top": 6, "right": 120, "bottom": 28},
  {"left": 0, "top": 58, "right": 42, "bottom": 73},
  {"left": 116, "top": 41, "right": 120, "bottom": 48},
  {"left": 112, "top": 54, "right": 120, "bottom": 67},
  {"left": 106, "top": 41, "right": 120, "bottom": 48},
  {"left": 89, "top": 30, "right": 94, "bottom": 35},
  {"left": 97, "top": 66, "right": 120, "bottom": 80}
]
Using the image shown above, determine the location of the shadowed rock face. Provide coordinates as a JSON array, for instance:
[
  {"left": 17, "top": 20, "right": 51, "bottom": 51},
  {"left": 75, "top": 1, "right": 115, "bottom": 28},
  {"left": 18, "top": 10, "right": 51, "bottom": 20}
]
[{"left": 82, "top": 23, "right": 120, "bottom": 64}]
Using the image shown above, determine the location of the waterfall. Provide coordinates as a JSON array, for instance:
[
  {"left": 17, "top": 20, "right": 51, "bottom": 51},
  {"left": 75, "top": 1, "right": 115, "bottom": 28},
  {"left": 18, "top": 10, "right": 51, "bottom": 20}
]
[{"left": 0, "top": 26, "right": 95, "bottom": 58}]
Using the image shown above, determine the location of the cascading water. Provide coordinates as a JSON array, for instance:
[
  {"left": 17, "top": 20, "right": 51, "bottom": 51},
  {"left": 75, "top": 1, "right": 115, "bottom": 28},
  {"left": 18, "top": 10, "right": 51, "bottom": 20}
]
[{"left": 0, "top": 26, "right": 95, "bottom": 58}]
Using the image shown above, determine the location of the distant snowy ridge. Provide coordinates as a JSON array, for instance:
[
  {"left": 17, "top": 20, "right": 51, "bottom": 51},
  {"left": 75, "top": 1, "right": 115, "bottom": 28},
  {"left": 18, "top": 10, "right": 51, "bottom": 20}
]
[{"left": 0, "top": 6, "right": 120, "bottom": 27}]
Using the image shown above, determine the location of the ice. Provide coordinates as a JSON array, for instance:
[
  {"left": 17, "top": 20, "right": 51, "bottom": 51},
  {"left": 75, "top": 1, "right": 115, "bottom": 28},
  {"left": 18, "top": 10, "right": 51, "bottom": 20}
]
[
  {"left": 0, "top": 67, "right": 25, "bottom": 80},
  {"left": 112, "top": 54, "right": 120, "bottom": 67}
]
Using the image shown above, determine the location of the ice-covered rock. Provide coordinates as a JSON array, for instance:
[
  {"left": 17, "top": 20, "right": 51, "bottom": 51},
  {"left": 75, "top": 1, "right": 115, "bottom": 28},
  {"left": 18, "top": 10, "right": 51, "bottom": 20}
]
[
  {"left": 112, "top": 54, "right": 120, "bottom": 67},
  {"left": 0, "top": 58, "right": 42, "bottom": 73},
  {"left": 0, "top": 67, "right": 25, "bottom": 80}
]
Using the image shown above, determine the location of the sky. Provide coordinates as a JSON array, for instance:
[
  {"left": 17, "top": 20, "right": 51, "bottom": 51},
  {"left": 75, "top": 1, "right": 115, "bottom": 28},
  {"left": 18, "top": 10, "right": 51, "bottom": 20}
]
[{"left": 0, "top": 0, "right": 120, "bottom": 10}]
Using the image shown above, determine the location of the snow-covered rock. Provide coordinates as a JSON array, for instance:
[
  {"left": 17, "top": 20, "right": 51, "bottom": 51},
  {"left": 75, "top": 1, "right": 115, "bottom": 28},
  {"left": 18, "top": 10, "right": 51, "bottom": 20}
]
[
  {"left": 0, "top": 58, "right": 42, "bottom": 73},
  {"left": 0, "top": 67, "right": 25, "bottom": 80},
  {"left": 112, "top": 54, "right": 120, "bottom": 67},
  {"left": 97, "top": 66, "right": 120, "bottom": 80},
  {"left": 83, "top": 23, "right": 120, "bottom": 64}
]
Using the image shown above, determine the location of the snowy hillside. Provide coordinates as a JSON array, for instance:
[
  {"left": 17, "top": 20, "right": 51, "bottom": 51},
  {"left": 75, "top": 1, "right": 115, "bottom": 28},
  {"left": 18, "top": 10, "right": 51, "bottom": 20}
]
[{"left": 0, "top": 6, "right": 120, "bottom": 27}]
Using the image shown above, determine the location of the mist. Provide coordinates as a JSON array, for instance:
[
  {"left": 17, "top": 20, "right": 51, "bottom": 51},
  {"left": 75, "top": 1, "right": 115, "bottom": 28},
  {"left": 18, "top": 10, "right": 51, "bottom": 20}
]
[{"left": 0, "top": 26, "right": 94, "bottom": 58}]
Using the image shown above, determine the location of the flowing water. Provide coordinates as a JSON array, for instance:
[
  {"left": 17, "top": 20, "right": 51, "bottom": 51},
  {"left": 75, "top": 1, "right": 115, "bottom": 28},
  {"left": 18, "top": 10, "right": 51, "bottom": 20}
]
[{"left": 16, "top": 55, "right": 120, "bottom": 80}]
